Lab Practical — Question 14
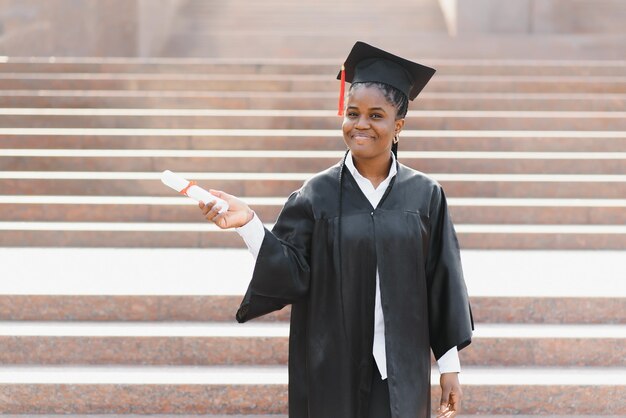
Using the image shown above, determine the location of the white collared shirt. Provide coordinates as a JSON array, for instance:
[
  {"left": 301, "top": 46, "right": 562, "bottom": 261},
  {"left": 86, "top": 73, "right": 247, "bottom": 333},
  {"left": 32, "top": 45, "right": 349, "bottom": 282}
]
[{"left": 236, "top": 151, "right": 460, "bottom": 379}]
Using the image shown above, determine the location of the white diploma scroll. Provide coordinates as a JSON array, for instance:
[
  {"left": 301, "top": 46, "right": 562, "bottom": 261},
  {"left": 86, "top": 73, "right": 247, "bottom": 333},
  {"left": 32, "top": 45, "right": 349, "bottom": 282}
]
[{"left": 161, "top": 170, "right": 229, "bottom": 214}]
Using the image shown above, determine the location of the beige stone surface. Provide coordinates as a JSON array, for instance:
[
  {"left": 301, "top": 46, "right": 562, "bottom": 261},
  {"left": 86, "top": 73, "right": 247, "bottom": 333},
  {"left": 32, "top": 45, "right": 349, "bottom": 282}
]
[
  {"left": 533, "top": 0, "right": 626, "bottom": 34},
  {"left": 0, "top": 0, "right": 183, "bottom": 56},
  {"left": 452, "top": 0, "right": 626, "bottom": 34},
  {"left": 1, "top": 0, "right": 626, "bottom": 58},
  {"left": 456, "top": 0, "right": 532, "bottom": 34}
]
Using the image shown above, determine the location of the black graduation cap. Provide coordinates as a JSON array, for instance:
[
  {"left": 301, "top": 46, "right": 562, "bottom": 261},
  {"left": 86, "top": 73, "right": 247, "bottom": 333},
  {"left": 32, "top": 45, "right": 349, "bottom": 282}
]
[{"left": 336, "top": 41, "right": 436, "bottom": 115}]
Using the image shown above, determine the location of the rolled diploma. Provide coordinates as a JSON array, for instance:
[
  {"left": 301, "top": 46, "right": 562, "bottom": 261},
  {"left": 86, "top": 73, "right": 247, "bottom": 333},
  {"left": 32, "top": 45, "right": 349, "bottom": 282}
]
[{"left": 161, "top": 170, "right": 229, "bottom": 214}]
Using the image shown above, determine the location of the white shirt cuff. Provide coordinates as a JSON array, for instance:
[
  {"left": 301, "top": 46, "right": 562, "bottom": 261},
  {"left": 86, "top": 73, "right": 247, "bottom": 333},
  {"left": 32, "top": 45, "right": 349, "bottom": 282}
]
[
  {"left": 437, "top": 346, "right": 461, "bottom": 374},
  {"left": 235, "top": 213, "right": 265, "bottom": 259}
]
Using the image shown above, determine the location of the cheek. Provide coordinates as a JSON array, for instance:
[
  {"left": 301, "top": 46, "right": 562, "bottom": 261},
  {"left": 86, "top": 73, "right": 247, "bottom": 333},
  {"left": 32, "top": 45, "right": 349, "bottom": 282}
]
[
  {"left": 342, "top": 117, "right": 351, "bottom": 130},
  {"left": 342, "top": 119, "right": 353, "bottom": 136},
  {"left": 373, "top": 122, "right": 393, "bottom": 139},
  {"left": 341, "top": 120, "right": 350, "bottom": 146}
]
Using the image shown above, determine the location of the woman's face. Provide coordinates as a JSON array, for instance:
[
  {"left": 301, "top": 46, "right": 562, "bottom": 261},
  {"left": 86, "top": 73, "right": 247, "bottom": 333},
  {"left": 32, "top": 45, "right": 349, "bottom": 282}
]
[{"left": 342, "top": 85, "right": 405, "bottom": 161}]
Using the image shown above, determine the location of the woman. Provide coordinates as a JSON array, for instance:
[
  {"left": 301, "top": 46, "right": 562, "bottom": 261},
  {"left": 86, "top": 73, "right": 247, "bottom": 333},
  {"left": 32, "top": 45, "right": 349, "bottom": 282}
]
[{"left": 199, "top": 42, "right": 473, "bottom": 418}]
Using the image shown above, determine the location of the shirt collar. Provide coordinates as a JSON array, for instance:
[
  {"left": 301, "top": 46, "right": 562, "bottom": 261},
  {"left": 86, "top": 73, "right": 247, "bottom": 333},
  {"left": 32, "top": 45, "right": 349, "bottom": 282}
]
[{"left": 344, "top": 150, "right": 397, "bottom": 184}]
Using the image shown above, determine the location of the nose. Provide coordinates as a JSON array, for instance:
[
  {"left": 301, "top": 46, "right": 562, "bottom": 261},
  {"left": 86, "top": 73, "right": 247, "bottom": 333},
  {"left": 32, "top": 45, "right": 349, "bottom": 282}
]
[{"left": 354, "top": 114, "right": 370, "bottom": 129}]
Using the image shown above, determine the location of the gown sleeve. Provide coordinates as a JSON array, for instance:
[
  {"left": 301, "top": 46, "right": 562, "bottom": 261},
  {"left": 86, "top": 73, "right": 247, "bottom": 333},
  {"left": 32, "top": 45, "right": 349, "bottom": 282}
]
[
  {"left": 425, "top": 185, "right": 474, "bottom": 360},
  {"left": 236, "top": 190, "right": 314, "bottom": 323}
]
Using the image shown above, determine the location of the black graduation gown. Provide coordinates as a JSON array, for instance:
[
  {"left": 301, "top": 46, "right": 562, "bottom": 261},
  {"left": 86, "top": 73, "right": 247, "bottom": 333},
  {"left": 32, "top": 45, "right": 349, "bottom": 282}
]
[{"left": 236, "top": 160, "right": 474, "bottom": 418}]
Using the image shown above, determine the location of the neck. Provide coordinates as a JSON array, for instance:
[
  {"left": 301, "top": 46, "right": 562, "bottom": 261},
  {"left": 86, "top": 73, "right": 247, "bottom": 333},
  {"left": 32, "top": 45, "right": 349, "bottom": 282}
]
[{"left": 351, "top": 151, "right": 393, "bottom": 187}]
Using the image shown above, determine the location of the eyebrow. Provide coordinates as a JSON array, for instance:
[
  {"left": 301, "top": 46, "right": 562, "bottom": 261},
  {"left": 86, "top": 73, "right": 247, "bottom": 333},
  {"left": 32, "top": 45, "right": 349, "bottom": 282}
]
[{"left": 346, "top": 106, "right": 388, "bottom": 113}]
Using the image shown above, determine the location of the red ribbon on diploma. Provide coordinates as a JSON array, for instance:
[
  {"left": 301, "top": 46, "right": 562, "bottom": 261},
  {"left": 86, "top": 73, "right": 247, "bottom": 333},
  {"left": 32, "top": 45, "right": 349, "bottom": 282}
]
[{"left": 179, "top": 181, "right": 196, "bottom": 197}]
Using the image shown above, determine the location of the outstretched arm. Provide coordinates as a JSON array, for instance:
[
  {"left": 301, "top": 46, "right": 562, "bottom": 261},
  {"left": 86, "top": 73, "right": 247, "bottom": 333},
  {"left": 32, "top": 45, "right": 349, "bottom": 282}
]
[{"left": 202, "top": 188, "right": 314, "bottom": 322}]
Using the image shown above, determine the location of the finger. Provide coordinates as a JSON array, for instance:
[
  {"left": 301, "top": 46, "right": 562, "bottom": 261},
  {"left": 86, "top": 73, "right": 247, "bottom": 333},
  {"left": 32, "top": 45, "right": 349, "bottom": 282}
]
[
  {"left": 212, "top": 212, "right": 228, "bottom": 229},
  {"left": 198, "top": 201, "right": 205, "bottom": 209},
  {"left": 207, "top": 204, "right": 221, "bottom": 220},
  {"left": 440, "top": 388, "right": 451, "bottom": 412},
  {"left": 209, "top": 189, "right": 226, "bottom": 197},
  {"left": 204, "top": 203, "right": 221, "bottom": 221},
  {"left": 442, "top": 409, "right": 456, "bottom": 418},
  {"left": 449, "top": 390, "right": 461, "bottom": 412},
  {"left": 438, "top": 404, "right": 455, "bottom": 418},
  {"left": 201, "top": 200, "right": 216, "bottom": 215},
  {"left": 436, "top": 403, "right": 449, "bottom": 418}
]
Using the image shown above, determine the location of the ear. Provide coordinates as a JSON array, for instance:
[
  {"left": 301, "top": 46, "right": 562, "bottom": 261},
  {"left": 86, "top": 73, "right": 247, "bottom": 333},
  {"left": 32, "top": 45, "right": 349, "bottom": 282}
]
[{"left": 394, "top": 118, "right": 405, "bottom": 135}]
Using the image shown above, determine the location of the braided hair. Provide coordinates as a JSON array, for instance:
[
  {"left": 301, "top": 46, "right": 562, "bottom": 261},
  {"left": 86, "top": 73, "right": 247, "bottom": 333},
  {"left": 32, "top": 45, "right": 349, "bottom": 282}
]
[{"left": 337, "top": 81, "right": 408, "bottom": 343}]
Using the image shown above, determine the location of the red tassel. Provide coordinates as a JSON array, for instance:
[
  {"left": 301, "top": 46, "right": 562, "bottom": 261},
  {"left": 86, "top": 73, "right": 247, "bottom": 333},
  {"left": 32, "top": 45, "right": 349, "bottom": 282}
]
[{"left": 337, "top": 64, "right": 346, "bottom": 116}]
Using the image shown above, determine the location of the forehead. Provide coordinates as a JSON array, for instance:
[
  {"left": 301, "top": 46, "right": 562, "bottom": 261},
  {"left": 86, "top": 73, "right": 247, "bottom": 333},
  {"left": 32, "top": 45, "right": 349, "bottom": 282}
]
[{"left": 346, "top": 84, "right": 394, "bottom": 109}]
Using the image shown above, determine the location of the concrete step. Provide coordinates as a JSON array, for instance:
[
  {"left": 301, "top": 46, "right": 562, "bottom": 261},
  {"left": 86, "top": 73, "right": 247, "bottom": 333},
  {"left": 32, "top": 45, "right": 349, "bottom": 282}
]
[
  {"left": 0, "top": 248, "right": 623, "bottom": 297},
  {"left": 2, "top": 414, "right": 621, "bottom": 418},
  {"left": 2, "top": 91, "right": 624, "bottom": 111},
  {"left": 2, "top": 130, "right": 625, "bottom": 152},
  {"left": 0, "top": 416, "right": 288, "bottom": 418},
  {"left": 2, "top": 57, "right": 626, "bottom": 76},
  {"left": 2, "top": 109, "right": 626, "bottom": 130},
  {"left": 2, "top": 173, "right": 625, "bottom": 198},
  {"left": 0, "top": 222, "right": 624, "bottom": 249},
  {"left": 2, "top": 294, "right": 623, "bottom": 324},
  {"left": 162, "top": 32, "right": 626, "bottom": 60},
  {"left": 175, "top": 0, "right": 445, "bottom": 20},
  {"left": 0, "top": 323, "right": 622, "bottom": 367},
  {"left": 3, "top": 149, "right": 625, "bottom": 174},
  {"left": 0, "top": 366, "right": 623, "bottom": 414},
  {"left": 1, "top": 197, "right": 624, "bottom": 225},
  {"left": 0, "top": 74, "right": 625, "bottom": 93},
  {"left": 1, "top": 194, "right": 625, "bottom": 224},
  {"left": 173, "top": 12, "right": 446, "bottom": 32}
]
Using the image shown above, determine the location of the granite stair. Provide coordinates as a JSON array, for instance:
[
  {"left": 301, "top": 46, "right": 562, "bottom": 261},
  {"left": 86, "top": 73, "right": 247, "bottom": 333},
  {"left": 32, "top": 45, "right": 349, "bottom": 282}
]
[{"left": 1, "top": 32, "right": 625, "bottom": 417}]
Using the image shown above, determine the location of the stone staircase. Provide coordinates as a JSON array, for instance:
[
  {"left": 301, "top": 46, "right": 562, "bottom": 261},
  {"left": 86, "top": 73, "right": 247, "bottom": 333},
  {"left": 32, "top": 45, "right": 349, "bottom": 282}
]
[
  {"left": 0, "top": 56, "right": 625, "bottom": 416},
  {"left": 160, "top": 0, "right": 626, "bottom": 59}
]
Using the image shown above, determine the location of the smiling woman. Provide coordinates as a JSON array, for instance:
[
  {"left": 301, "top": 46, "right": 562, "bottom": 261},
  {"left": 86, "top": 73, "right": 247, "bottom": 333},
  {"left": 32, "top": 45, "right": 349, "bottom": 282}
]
[
  {"left": 342, "top": 83, "right": 406, "bottom": 187},
  {"left": 199, "top": 41, "right": 474, "bottom": 418}
]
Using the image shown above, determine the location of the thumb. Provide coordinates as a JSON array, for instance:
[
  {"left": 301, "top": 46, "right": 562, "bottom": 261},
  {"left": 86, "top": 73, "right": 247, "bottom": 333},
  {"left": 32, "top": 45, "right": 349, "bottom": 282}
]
[
  {"left": 439, "top": 389, "right": 450, "bottom": 412},
  {"left": 208, "top": 189, "right": 227, "bottom": 198},
  {"left": 439, "top": 387, "right": 451, "bottom": 411},
  {"left": 209, "top": 189, "right": 234, "bottom": 202}
]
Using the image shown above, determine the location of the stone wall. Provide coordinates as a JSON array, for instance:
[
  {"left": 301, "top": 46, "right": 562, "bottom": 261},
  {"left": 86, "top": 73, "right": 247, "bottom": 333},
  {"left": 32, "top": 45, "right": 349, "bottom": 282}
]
[
  {"left": 439, "top": 0, "right": 626, "bottom": 34},
  {"left": 137, "top": 0, "right": 185, "bottom": 56},
  {"left": 533, "top": 0, "right": 626, "bottom": 34},
  {"left": 1, "top": 0, "right": 625, "bottom": 58},
  {"left": 0, "top": 0, "right": 185, "bottom": 56}
]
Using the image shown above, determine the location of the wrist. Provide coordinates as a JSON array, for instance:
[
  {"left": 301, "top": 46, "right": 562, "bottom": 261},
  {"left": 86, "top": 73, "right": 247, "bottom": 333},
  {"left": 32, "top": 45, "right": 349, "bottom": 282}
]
[{"left": 243, "top": 209, "right": 255, "bottom": 226}]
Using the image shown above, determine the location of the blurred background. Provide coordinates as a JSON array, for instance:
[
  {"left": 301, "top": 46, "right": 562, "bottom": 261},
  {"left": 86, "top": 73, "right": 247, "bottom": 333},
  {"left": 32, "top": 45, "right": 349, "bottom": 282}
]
[
  {"left": 1, "top": 0, "right": 626, "bottom": 58},
  {"left": 0, "top": 0, "right": 624, "bottom": 416}
]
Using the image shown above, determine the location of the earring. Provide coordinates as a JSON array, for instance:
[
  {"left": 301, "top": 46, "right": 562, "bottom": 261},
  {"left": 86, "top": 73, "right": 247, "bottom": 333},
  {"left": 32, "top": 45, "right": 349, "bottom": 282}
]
[{"left": 393, "top": 134, "right": 399, "bottom": 144}]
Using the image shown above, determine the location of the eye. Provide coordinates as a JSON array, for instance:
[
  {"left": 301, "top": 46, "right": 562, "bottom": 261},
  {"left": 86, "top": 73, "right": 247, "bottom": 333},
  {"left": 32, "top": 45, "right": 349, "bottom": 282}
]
[
  {"left": 371, "top": 113, "right": 383, "bottom": 119},
  {"left": 347, "top": 111, "right": 358, "bottom": 118}
]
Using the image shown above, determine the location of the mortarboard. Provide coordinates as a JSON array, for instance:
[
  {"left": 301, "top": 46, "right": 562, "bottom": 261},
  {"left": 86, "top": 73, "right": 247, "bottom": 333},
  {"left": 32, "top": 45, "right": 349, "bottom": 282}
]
[{"left": 337, "top": 41, "right": 436, "bottom": 115}]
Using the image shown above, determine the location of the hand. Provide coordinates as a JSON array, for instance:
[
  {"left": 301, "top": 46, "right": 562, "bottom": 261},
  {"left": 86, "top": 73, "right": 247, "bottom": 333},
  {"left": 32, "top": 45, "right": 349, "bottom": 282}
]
[
  {"left": 199, "top": 189, "right": 254, "bottom": 229},
  {"left": 437, "top": 372, "right": 462, "bottom": 418}
]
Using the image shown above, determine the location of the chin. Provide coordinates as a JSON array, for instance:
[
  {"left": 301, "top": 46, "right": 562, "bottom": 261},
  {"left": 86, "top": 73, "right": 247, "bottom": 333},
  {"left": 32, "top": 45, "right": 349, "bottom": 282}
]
[
  {"left": 348, "top": 146, "right": 372, "bottom": 158},
  {"left": 350, "top": 145, "right": 388, "bottom": 160}
]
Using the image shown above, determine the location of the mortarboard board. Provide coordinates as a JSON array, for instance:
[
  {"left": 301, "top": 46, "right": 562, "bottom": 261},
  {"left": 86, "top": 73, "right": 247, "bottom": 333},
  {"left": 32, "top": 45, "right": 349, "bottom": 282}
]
[{"left": 337, "top": 41, "right": 436, "bottom": 115}]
